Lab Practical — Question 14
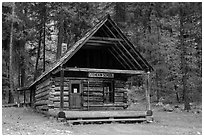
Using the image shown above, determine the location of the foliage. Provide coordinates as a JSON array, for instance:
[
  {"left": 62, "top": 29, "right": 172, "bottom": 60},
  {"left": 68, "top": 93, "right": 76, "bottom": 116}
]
[{"left": 2, "top": 2, "right": 202, "bottom": 105}]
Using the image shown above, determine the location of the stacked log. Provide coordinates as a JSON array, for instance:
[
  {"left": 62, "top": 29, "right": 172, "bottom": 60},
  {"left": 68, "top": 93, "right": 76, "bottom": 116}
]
[
  {"left": 82, "top": 79, "right": 128, "bottom": 108},
  {"left": 48, "top": 83, "right": 55, "bottom": 109},
  {"left": 49, "top": 77, "right": 70, "bottom": 108},
  {"left": 35, "top": 78, "right": 52, "bottom": 110},
  {"left": 34, "top": 77, "right": 128, "bottom": 110},
  {"left": 82, "top": 80, "right": 104, "bottom": 107},
  {"left": 114, "top": 80, "right": 127, "bottom": 103}
]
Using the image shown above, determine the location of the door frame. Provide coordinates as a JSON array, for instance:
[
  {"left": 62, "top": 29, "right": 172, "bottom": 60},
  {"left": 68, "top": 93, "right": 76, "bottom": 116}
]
[
  {"left": 103, "top": 80, "right": 115, "bottom": 104},
  {"left": 69, "top": 80, "right": 82, "bottom": 109}
]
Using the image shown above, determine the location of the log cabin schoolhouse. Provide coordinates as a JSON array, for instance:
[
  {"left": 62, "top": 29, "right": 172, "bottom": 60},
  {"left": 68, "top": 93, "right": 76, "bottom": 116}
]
[{"left": 27, "top": 14, "right": 153, "bottom": 116}]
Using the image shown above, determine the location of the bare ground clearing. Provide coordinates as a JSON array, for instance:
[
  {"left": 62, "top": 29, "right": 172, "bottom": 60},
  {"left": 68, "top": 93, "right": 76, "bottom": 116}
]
[{"left": 1, "top": 106, "right": 202, "bottom": 135}]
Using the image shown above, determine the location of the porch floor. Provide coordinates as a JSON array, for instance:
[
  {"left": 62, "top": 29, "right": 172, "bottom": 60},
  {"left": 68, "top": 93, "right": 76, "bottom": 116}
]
[
  {"left": 64, "top": 110, "right": 146, "bottom": 118},
  {"left": 49, "top": 109, "right": 148, "bottom": 124}
]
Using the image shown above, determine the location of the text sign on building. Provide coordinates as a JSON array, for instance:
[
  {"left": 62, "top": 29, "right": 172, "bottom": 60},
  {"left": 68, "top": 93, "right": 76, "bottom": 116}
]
[{"left": 88, "top": 72, "right": 114, "bottom": 78}]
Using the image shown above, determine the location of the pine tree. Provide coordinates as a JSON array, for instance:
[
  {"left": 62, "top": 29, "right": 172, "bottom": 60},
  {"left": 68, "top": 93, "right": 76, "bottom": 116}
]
[{"left": 9, "top": 2, "right": 15, "bottom": 103}]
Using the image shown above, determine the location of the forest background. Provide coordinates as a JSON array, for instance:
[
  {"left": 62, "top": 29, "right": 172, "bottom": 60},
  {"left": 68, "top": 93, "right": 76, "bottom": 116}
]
[{"left": 2, "top": 2, "right": 202, "bottom": 110}]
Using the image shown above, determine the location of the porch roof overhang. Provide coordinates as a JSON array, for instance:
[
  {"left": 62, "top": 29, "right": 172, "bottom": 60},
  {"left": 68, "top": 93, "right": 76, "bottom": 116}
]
[{"left": 53, "top": 67, "right": 146, "bottom": 75}]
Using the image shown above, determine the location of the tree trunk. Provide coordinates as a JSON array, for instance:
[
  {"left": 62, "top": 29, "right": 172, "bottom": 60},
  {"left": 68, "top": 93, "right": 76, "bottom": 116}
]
[
  {"left": 114, "top": 2, "right": 126, "bottom": 28},
  {"left": 179, "top": 6, "right": 190, "bottom": 111},
  {"left": 34, "top": 29, "right": 42, "bottom": 80},
  {"left": 156, "top": 25, "right": 161, "bottom": 102},
  {"left": 43, "top": 3, "right": 46, "bottom": 72},
  {"left": 56, "top": 20, "right": 64, "bottom": 60},
  {"left": 9, "top": 2, "right": 15, "bottom": 104},
  {"left": 19, "top": 39, "right": 26, "bottom": 87}
]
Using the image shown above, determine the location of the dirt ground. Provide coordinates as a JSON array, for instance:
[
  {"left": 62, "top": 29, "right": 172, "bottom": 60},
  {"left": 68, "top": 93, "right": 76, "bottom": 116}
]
[{"left": 1, "top": 106, "right": 202, "bottom": 135}]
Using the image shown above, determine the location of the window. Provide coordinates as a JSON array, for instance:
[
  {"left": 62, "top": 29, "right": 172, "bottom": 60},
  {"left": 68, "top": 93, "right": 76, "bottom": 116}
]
[
  {"left": 103, "top": 82, "right": 114, "bottom": 103},
  {"left": 71, "top": 84, "right": 80, "bottom": 93}
]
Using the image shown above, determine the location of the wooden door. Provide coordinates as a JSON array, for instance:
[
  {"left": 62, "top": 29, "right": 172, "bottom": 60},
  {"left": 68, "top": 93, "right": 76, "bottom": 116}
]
[{"left": 70, "top": 81, "right": 82, "bottom": 109}]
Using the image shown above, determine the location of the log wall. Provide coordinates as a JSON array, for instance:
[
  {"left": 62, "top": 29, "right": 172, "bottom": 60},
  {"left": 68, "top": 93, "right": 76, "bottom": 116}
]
[
  {"left": 49, "top": 77, "right": 69, "bottom": 109},
  {"left": 34, "top": 77, "right": 128, "bottom": 111},
  {"left": 114, "top": 80, "right": 127, "bottom": 104},
  {"left": 82, "top": 79, "right": 104, "bottom": 107},
  {"left": 82, "top": 79, "right": 128, "bottom": 108},
  {"left": 35, "top": 78, "right": 52, "bottom": 110}
]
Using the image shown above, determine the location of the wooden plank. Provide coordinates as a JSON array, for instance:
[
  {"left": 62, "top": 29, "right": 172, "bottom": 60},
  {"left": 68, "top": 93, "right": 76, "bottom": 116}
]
[
  {"left": 83, "top": 102, "right": 104, "bottom": 106},
  {"left": 83, "top": 91, "right": 103, "bottom": 96},
  {"left": 35, "top": 90, "right": 50, "bottom": 99},
  {"left": 115, "top": 80, "right": 126, "bottom": 87},
  {"left": 83, "top": 96, "right": 104, "bottom": 102},
  {"left": 111, "top": 46, "right": 133, "bottom": 69},
  {"left": 82, "top": 79, "right": 104, "bottom": 83},
  {"left": 53, "top": 77, "right": 69, "bottom": 82},
  {"left": 50, "top": 96, "right": 69, "bottom": 102},
  {"left": 35, "top": 94, "right": 49, "bottom": 102},
  {"left": 35, "top": 100, "right": 50, "bottom": 106},
  {"left": 51, "top": 100, "right": 69, "bottom": 103},
  {"left": 103, "top": 23, "right": 137, "bottom": 69},
  {"left": 115, "top": 39, "right": 143, "bottom": 70},
  {"left": 54, "top": 102, "right": 69, "bottom": 108},
  {"left": 87, "top": 39, "right": 116, "bottom": 44},
  {"left": 64, "top": 110, "right": 143, "bottom": 118},
  {"left": 108, "top": 19, "right": 153, "bottom": 71},
  {"left": 114, "top": 96, "right": 124, "bottom": 102},
  {"left": 36, "top": 78, "right": 51, "bottom": 90},
  {"left": 52, "top": 91, "right": 69, "bottom": 96},
  {"left": 90, "top": 36, "right": 124, "bottom": 42},
  {"left": 115, "top": 88, "right": 127, "bottom": 92},
  {"left": 54, "top": 86, "right": 69, "bottom": 91},
  {"left": 54, "top": 82, "right": 69, "bottom": 87},
  {"left": 83, "top": 83, "right": 103, "bottom": 87},
  {"left": 65, "top": 67, "right": 145, "bottom": 75},
  {"left": 36, "top": 83, "right": 51, "bottom": 92},
  {"left": 115, "top": 93, "right": 124, "bottom": 96},
  {"left": 36, "top": 105, "right": 48, "bottom": 110},
  {"left": 84, "top": 42, "right": 112, "bottom": 47},
  {"left": 67, "top": 118, "right": 146, "bottom": 123},
  {"left": 114, "top": 101, "right": 125, "bottom": 104},
  {"left": 83, "top": 87, "right": 103, "bottom": 91},
  {"left": 36, "top": 85, "right": 51, "bottom": 94},
  {"left": 2, "top": 103, "right": 18, "bottom": 107},
  {"left": 107, "top": 19, "right": 145, "bottom": 70},
  {"left": 54, "top": 81, "right": 69, "bottom": 86},
  {"left": 99, "top": 27, "right": 128, "bottom": 70},
  {"left": 83, "top": 84, "right": 102, "bottom": 87},
  {"left": 108, "top": 49, "right": 128, "bottom": 69}
]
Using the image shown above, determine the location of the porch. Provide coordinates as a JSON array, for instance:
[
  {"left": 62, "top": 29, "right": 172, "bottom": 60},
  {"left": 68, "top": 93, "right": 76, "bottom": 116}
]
[{"left": 48, "top": 109, "right": 151, "bottom": 124}]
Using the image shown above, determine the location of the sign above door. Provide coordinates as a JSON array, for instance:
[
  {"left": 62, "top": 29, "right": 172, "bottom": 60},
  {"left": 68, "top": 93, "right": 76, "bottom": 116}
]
[{"left": 88, "top": 72, "right": 114, "bottom": 78}]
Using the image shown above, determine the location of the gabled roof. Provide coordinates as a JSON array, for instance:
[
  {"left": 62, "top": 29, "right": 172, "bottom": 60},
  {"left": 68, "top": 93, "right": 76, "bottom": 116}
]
[{"left": 29, "top": 14, "right": 153, "bottom": 88}]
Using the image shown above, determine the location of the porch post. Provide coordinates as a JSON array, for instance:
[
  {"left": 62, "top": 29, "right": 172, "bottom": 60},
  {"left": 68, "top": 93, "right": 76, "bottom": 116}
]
[
  {"left": 145, "top": 71, "right": 153, "bottom": 122},
  {"left": 60, "top": 65, "right": 64, "bottom": 111},
  {"left": 87, "top": 80, "right": 90, "bottom": 110},
  {"left": 145, "top": 71, "right": 151, "bottom": 111}
]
